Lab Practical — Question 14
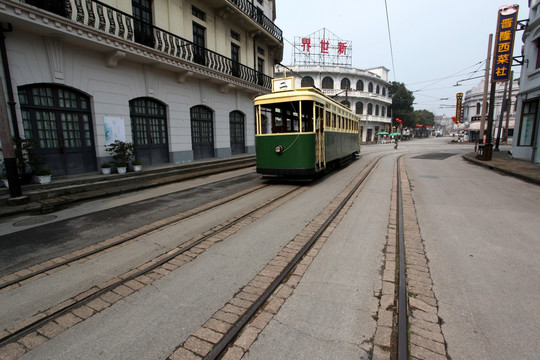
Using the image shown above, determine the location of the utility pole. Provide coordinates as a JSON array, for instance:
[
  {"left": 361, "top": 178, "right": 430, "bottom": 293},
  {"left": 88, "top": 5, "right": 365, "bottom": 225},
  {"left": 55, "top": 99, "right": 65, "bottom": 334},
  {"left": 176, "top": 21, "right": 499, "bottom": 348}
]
[
  {"left": 502, "top": 71, "right": 513, "bottom": 143},
  {"left": 495, "top": 79, "right": 508, "bottom": 151},
  {"left": 480, "top": 34, "right": 493, "bottom": 143}
]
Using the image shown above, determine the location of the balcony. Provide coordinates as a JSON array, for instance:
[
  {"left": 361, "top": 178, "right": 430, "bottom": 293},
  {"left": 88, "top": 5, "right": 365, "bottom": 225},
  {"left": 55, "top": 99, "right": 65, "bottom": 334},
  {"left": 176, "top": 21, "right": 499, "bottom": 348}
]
[
  {"left": 7, "top": 0, "right": 274, "bottom": 90},
  {"left": 227, "top": 0, "right": 282, "bottom": 42}
]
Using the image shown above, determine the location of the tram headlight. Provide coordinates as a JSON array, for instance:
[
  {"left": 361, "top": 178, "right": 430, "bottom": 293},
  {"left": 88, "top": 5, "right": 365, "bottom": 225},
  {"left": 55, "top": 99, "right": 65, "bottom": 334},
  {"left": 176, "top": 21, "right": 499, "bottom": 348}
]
[{"left": 274, "top": 145, "right": 284, "bottom": 154}]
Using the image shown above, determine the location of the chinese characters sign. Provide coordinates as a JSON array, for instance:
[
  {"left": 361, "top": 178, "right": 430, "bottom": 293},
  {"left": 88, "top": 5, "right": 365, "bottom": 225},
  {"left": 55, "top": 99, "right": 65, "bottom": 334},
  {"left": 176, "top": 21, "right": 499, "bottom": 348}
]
[
  {"left": 294, "top": 28, "right": 352, "bottom": 67},
  {"left": 492, "top": 5, "right": 519, "bottom": 82},
  {"left": 455, "top": 93, "right": 463, "bottom": 123}
]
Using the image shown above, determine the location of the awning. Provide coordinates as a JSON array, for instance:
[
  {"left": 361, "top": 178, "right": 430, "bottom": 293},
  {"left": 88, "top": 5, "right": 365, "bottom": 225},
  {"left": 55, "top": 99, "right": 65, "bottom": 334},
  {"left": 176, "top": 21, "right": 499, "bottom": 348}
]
[{"left": 468, "top": 120, "right": 515, "bottom": 130}]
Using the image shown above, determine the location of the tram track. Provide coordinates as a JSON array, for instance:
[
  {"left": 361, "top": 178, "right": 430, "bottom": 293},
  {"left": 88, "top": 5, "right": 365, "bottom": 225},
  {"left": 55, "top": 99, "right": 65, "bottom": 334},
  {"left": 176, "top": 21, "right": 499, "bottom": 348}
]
[
  {"left": 166, "top": 155, "right": 385, "bottom": 360},
  {"left": 0, "top": 183, "right": 307, "bottom": 352}
]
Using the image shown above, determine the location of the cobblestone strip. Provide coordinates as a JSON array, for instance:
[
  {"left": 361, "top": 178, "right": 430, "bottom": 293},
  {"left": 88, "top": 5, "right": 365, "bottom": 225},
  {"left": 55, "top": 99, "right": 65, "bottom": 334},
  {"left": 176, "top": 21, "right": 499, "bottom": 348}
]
[
  {"left": 0, "top": 187, "right": 302, "bottom": 360},
  {"left": 0, "top": 185, "right": 267, "bottom": 293},
  {"left": 167, "top": 163, "right": 377, "bottom": 360},
  {"left": 399, "top": 160, "right": 448, "bottom": 360}
]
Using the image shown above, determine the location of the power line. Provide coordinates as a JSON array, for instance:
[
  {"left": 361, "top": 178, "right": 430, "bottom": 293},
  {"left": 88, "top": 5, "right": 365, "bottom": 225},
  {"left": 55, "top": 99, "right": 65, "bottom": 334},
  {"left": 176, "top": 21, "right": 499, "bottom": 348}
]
[{"left": 384, "top": 0, "right": 396, "bottom": 81}]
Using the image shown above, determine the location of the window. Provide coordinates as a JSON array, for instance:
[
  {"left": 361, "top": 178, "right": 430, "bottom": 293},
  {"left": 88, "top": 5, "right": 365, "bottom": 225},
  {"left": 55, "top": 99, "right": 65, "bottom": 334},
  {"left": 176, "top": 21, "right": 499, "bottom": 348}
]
[
  {"left": 518, "top": 99, "right": 538, "bottom": 146},
  {"left": 192, "top": 6, "right": 206, "bottom": 21},
  {"left": 368, "top": 103, "right": 373, "bottom": 115},
  {"left": 357, "top": 80, "right": 364, "bottom": 91},
  {"left": 341, "top": 78, "right": 350, "bottom": 90},
  {"left": 368, "top": 82, "right": 374, "bottom": 92},
  {"left": 257, "top": 47, "right": 265, "bottom": 56},
  {"left": 476, "top": 102, "right": 481, "bottom": 115},
  {"left": 301, "top": 76, "right": 314, "bottom": 87},
  {"left": 231, "top": 43, "right": 240, "bottom": 77},
  {"left": 376, "top": 85, "right": 380, "bottom": 94},
  {"left": 322, "top": 77, "right": 334, "bottom": 89},
  {"left": 193, "top": 22, "right": 206, "bottom": 65},
  {"left": 257, "top": 57, "right": 264, "bottom": 85},
  {"left": 356, "top": 102, "right": 363, "bottom": 115},
  {"left": 231, "top": 30, "right": 240, "bottom": 41},
  {"left": 536, "top": 39, "right": 540, "bottom": 69},
  {"left": 375, "top": 105, "right": 379, "bottom": 116}
]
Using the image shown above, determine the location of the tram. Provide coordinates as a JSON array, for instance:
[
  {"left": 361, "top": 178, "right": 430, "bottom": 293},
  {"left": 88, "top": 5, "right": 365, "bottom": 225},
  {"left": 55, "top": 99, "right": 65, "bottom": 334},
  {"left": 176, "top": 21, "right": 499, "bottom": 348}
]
[{"left": 254, "top": 77, "right": 361, "bottom": 177}]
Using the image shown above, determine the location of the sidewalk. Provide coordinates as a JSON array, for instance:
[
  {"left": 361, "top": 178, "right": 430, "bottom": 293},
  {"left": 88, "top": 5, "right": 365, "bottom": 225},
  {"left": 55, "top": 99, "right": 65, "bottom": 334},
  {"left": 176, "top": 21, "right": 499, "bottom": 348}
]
[
  {"left": 462, "top": 150, "right": 540, "bottom": 185},
  {"left": 0, "top": 155, "right": 256, "bottom": 219}
]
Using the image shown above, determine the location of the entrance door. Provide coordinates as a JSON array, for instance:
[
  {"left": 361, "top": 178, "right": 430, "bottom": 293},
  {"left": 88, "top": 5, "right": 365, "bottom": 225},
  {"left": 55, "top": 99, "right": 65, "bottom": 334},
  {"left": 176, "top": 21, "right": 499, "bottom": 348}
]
[
  {"left": 191, "top": 106, "right": 214, "bottom": 160},
  {"left": 193, "top": 22, "right": 206, "bottom": 66},
  {"left": 130, "top": 98, "right": 169, "bottom": 165},
  {"left": 132, "top": 0, "right": 154, "bottom": 47},
  {"left": 18, "top": 85, "right": 97, "bottom": 176},
  {"left": 229, "top": 111, "right": 245, "bottom": 155},
  {"left": 231, "top": 43, "right": 240, "bottom": 77}
]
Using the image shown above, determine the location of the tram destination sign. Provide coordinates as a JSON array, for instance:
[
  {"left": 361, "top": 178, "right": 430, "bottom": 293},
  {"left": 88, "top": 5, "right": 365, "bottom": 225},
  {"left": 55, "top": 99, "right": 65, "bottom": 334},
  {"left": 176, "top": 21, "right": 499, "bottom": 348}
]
[{"left": 492, "top": 4, "right": 519, "bottom": 82}]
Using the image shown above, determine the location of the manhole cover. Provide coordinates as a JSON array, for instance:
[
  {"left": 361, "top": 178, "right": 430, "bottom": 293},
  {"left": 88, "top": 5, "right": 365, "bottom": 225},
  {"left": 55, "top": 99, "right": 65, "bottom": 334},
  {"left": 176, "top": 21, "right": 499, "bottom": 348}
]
[
  {"left": 13, "top": 215, "right": 57, "bottom": 226},
  {"left": 412, "top": 153, "right": 456, "bottom": 160}
]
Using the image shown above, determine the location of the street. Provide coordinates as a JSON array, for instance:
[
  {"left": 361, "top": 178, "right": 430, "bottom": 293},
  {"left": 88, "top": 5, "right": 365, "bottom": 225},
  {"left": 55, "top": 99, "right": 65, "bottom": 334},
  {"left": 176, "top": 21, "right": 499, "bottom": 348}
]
[{"left": 0, "top": 137, "right": 538, "bottom": 360}]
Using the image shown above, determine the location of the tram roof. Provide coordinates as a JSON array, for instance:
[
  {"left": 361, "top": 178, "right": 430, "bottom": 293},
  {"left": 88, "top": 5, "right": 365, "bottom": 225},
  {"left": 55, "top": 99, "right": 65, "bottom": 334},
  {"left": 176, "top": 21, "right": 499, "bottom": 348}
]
[{"left": 254, "top": 87, "right": 343, "bottom": 108}]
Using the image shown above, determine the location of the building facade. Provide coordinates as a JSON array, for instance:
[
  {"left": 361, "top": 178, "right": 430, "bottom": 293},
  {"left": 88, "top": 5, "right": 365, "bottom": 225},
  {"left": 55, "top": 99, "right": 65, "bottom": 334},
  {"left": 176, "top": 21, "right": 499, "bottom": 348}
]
[
  {"left": 275, "top": 65, "right": 392, "bottom": 142},
  {"left": 513, "top": 0, "right": 540, "bottom": 162},
  {"left": 0, "top": 0, "right": 283, "bottom": 176},
  {"left": 462, "top": 78, "right": 518, "bottom": 143}
]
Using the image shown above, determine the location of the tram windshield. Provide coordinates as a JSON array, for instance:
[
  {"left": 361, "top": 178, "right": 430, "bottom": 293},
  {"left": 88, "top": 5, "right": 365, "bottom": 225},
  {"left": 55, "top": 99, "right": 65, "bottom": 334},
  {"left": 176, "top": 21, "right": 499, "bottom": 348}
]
[{"left": 258, "top": 101, "right": 315, "bottom": 134}]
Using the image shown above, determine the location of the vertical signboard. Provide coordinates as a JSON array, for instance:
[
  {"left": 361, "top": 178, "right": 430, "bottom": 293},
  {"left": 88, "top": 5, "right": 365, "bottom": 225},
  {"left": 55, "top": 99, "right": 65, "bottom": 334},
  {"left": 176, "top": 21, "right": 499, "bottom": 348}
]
[
  {"left": 455, "top": 93, "right": 463, "bottom": 123},
  {"left": 492, "top": 5, "right": 519, "bottom": 82}
]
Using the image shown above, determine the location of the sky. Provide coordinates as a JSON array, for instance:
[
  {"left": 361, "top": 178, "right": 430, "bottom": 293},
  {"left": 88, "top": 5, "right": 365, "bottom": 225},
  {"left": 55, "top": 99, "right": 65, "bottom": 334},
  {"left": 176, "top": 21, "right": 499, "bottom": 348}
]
[{"left": 274, "top": 0, "right": 530, "bottom": 117}]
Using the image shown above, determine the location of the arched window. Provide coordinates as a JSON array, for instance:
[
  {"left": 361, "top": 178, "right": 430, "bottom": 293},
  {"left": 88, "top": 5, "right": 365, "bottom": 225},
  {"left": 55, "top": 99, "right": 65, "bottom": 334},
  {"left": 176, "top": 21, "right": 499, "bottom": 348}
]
[
  {"left": 382, "top": 106, "right": 386, "bottom": 117},
  {"left": 368, "top": 103, "right": 373, "bottom": 115},
  {"left": 382, "top": 87, "right": 386, "bottom": 96},
  {"left": 376, "top": 85, "right": 380, "bottom": 94},
  {"left": 368, "top": 82, "right": 374, "bottom": 92},
  {"left": 18, "top": 84, "right": 96, "bottom": 175},
  {"left": 301, "top": 76, "right": 315, "bottom": 87},
  {"left": 341, "top": 78, "right": 351, "bottom": 90},
  {"left": 476, "top": 102, "right": 481, "bottom": 115},
  {"left": 322, "top": 76, "right": 334, "bottom": 89},
  {"left": 356, "top": 80, "right": 364, "bottom": 91},
  {"left": 375, "top": 105, "right": 380, "bottom": 116},
  {"left": 190, "top": 105, "right": 214, "bottom": 160},
  {"left": 130, "top": 97, "right": 169, "bottom": 165},
  {"left": 230, "top": 111, "right": 245, "bottom": 155},
  {"left": 356, "top": 102, "right": 364, "bottom": 115}
]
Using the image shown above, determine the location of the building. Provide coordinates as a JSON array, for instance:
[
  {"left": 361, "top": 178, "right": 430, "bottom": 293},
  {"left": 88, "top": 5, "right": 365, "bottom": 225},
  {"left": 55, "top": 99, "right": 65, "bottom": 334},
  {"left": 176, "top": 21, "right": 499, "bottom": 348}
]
[
  {"left": 513, "top": 0, "right": 540, "bottom": 162},
  {"left": 0, "top": 0, "right": 283, "bottom": 176},
  {"left": 275, "top": 64, "right": 392, "bottom": 142},
  {"left": 462, "top": 78, "right": 518, "bottom": 143}
]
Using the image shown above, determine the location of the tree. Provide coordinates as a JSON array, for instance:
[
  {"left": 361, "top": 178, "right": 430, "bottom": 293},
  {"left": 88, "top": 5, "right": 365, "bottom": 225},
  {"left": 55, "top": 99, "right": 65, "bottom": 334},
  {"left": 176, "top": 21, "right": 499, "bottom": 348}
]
[
  {"left": 389, "top": 82, "right": 415, "bottom": 127},
  {"left": 413, "top": 109, "right": 435, "bottom": 127}
]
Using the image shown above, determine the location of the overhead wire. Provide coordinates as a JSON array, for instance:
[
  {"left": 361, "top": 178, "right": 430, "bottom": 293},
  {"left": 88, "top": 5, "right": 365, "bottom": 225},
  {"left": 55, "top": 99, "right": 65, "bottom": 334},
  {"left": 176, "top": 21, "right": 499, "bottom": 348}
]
[{"left": 384, "top": 0, "right": 397, "bottom": 82}]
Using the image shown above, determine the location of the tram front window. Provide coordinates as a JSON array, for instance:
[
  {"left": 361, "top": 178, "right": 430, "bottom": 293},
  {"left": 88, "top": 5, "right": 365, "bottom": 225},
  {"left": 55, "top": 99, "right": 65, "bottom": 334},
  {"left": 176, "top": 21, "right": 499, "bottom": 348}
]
[{"left": 259, "top": 101, "right": 314, "bottom": 134}]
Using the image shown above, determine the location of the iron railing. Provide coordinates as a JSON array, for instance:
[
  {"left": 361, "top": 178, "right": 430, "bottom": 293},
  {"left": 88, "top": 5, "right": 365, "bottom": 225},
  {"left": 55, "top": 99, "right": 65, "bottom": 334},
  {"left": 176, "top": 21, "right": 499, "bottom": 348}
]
[
  {"left": 23, "top": 0, "right": 273, "bottom": 89},
  {"left": 227, "top": 0, "right": 282, "bottom": 42}
]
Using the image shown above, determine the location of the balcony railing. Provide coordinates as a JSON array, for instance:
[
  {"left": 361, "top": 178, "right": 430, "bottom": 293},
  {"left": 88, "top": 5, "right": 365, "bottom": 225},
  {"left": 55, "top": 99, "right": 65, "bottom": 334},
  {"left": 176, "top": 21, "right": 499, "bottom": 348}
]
[
  {"left": 23, "top": 0, "right": 272, "bottom": 89},
  {"left": 227, "top": 0, "right": 282, "bottom": 42}
]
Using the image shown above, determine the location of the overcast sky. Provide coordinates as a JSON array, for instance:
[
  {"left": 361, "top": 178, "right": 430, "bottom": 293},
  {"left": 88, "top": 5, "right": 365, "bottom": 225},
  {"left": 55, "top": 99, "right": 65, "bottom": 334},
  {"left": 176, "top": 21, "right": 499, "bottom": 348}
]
[{"left": 275, "top": 0, "right": 530, "bottom": 116}]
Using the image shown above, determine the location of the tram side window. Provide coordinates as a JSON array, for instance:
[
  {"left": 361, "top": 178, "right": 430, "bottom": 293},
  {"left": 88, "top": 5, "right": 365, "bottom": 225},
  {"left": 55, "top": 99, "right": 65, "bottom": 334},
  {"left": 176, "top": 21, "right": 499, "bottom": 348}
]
[{"left": 301, "top": 100, "right": 314, "bottom": 132}]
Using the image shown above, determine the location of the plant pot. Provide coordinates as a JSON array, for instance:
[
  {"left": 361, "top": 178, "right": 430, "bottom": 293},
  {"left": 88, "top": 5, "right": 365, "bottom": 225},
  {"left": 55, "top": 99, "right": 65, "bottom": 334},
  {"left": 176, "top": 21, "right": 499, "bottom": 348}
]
[
  {"left": 133, "top": 164, "right": 142, "bottom": 172},
  {"left": 101, "top": 167, "right": 111, "bottom": 175},
  {"left": 33, "top": 175, "right": 52, "bottom": 184},
  {"left": 117, "top": 166, "right": 127, "bottom": 174}
]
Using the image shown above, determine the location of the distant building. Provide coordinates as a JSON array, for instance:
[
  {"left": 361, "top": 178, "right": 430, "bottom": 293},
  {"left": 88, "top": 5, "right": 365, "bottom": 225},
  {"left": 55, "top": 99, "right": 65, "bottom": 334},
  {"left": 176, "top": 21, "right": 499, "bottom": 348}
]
[
  {"left": 513, "top": 1, "right": 540, "bottom": 162},
  {"left": 275, "top": 65, "right": 392, "bottom": 142},
  {"left": 0, "top": 0, "right": 283, "bottom": 176},
  {"left": 462, "top": 79, "right": 518, "bottom": 143}
]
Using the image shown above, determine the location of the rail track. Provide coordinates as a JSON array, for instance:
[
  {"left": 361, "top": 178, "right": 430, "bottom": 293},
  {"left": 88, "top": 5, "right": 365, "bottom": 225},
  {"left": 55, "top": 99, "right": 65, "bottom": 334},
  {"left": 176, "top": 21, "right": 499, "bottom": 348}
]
[{"left": 0, "top": 182, "right": 306, "bottom": 351}]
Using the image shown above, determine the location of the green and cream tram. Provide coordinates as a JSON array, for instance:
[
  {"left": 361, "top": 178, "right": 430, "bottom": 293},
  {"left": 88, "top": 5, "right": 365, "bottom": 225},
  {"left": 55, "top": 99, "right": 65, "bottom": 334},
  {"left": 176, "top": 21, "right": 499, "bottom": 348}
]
[{"left": 254, "top": 77, "right": 361, "bottom": 177}]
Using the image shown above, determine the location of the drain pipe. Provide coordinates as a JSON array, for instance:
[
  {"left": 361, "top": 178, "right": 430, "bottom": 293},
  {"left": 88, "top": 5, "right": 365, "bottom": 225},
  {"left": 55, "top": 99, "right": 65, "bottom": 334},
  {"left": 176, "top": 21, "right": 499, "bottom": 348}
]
[{"left": 0, "top": 23, "right": 23, "bottom": 198}]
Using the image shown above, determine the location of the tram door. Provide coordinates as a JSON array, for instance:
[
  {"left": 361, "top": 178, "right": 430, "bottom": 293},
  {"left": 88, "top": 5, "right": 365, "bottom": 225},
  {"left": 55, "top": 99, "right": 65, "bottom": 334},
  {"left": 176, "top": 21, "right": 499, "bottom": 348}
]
[{"left": 315, "top": 103, "right": 325, "bottom": 169}]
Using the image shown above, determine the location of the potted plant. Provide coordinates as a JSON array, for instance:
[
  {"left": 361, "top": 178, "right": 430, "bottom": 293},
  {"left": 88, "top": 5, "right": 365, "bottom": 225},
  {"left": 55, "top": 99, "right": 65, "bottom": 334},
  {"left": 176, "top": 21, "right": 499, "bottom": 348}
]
[
  {"left": 105, "top": 140, "right": 135, "bottom": 174},
  {"left": 132, "top": 160, "right": 142, "bottom": 172},
  {"left": 32, "top": 167, "right": 52, "bottom": 184},
  {"left": 101, "top": 162, "right": 112, "bottom": 175}
]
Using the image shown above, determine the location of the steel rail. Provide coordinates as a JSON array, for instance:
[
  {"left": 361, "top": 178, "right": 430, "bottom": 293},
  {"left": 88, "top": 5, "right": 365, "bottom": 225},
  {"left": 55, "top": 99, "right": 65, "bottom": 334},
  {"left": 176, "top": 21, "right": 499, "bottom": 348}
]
[
  {"left": 203, "top": 155, "right": 383, "bottom": 360},
  {"left": 0, "top": 184, "right": 303, "bottom": 348},
  {"left": 397, "top": 156, "right": 408, "bottom": 360},
  {"left": 0, "top": 184, "right": 268, "bottom": 291}
]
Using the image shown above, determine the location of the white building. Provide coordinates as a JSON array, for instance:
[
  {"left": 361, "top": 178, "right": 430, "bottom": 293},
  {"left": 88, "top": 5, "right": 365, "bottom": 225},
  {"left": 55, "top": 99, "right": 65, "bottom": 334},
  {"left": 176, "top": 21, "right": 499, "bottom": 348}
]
[
  {"left": 275, "top": 64, "right": 392, "bottom": 142},
  {"left": 513, "top": 0, "right": 540, "bottom": 162},
  {"left": 462, "top": 79, "right": 518, "bottom": 143},
  {"left": 0, "top": 0, "right": 283, "bottom": 176}
]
